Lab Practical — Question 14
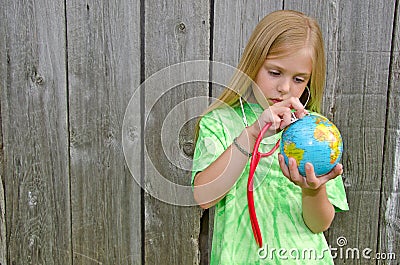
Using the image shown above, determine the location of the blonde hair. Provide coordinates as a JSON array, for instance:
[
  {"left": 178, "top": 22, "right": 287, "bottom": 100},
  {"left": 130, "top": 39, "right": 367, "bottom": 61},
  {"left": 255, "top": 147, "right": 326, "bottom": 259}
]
[{"left": 195, "top": 10, "right": 326, "bottom": 140}]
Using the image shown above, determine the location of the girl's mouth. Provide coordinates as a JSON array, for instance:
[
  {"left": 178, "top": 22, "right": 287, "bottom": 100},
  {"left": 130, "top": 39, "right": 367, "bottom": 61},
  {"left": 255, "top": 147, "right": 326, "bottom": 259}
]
[{"left": 270, "top": 98, "right": 283, "bottom": 104}]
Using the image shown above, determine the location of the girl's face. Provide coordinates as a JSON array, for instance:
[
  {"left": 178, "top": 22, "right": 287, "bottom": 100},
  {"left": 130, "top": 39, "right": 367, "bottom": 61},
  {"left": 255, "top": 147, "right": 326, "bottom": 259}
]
[{"left": 252, "top": 47, "right": 312, "bottom": 108}]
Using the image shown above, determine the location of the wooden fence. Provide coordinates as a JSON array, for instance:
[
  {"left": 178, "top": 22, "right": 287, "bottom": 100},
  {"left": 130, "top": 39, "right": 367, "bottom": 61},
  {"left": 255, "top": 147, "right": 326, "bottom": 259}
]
[{"left": 0, "top": 0, "right": 399, "bottom": 264}]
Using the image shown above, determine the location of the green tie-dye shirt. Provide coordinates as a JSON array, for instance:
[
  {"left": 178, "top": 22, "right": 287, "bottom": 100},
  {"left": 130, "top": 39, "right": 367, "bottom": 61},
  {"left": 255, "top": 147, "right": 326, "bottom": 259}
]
[{"left": 192, "top": 102, "right": 349, "bottom": 265}]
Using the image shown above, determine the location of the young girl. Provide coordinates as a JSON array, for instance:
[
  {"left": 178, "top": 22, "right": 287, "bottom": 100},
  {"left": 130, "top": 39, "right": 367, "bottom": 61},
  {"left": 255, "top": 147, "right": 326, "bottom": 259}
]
[{"left": 192, "top": 10, "right": 348, "bottom": 264}]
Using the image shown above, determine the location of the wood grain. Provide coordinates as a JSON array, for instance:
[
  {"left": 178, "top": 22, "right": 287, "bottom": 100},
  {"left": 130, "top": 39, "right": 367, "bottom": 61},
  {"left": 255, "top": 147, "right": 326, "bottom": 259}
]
[
  {"left": 143, "top": 1, "right": 209, "bottom": 264},
  {"left": 0, "top": 0, "right": 71, "bottom": 264},
  {"left": 0, "top": 2, "right": 6, "bottom": 260},
  {"left": 379, "top": 0, "right": 400, "bottom": 263},
  {"left": 66, "top": 0, "right": 142, "bottom": 264}
]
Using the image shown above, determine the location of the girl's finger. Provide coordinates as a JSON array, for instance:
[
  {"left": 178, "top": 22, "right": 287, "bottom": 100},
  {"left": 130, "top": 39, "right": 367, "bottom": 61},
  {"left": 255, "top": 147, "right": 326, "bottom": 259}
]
[
  {"left": 274, "top": 97, "right": 304, "bottom": 112},
  {"left": 304, "top": 162, "right": 319, "bottom": 188},
  {"left": 279, "top": 110, "right": 294, "bottom": 129},
  {"left": 288, "top": 97, "right": 306, "bottom": 112},
  {"left": 288, "top": 157, "right": 302, "bottom": 183},
  {"left": 295, "top": 108, "right": 309, "bottom": 119},
  {"left": 278, "top": 153, "right": 290, "bottom": 177},
  {"left": 315, "top": 164, "right": 343, "bottom": 184},
  {"left": 259, "top": 107, "right": 284, "bottom": 131},
  {"left": 324, "top": 164, "right": 343, "bottom": 180},
  {"left": 268, "top": 106, "right": 292, "bottom": 127}
]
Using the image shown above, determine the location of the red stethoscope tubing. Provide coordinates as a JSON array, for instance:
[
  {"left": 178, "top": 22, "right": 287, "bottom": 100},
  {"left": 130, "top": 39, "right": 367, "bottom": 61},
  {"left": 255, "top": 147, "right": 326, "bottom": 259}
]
[{"left": 247, "top": 122, "right": 280, "bottom": 248}]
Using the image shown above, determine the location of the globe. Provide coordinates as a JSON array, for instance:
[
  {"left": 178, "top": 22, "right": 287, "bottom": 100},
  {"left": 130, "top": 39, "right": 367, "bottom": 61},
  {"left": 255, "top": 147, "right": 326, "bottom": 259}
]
[{"left": 279, "top": 113, "right": 343, "bottom": 176}]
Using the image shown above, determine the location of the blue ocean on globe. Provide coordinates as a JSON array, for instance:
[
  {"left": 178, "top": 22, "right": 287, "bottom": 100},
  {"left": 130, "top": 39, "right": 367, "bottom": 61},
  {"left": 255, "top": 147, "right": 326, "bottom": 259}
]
[{"left": 279, "top": 113, "right": 343, "bottom": 176}]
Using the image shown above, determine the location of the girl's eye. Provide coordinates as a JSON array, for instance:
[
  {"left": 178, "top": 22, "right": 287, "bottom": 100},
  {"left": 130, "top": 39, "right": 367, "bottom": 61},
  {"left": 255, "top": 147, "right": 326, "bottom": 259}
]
[
  {"left": 269, "top": 71, "right": 280, "bottom": 76},
  {"left": 294, "top": 77, "right": 305, "bottom": 83}
]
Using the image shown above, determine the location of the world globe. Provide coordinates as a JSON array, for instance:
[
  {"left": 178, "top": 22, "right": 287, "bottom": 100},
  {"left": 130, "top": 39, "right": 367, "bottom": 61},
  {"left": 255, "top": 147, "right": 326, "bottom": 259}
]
[{"left": 279, "top": 113, "right": 343, "bottom": 176}]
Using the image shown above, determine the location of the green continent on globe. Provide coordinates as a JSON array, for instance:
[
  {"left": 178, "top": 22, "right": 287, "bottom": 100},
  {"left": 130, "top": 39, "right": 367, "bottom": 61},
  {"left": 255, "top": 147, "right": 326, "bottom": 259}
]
[
  {"left": 314, "top": 123, "right": 341, "bottom": 164},
  {"left": 283, "top": 142, "right": 304, "bottom": 166}
]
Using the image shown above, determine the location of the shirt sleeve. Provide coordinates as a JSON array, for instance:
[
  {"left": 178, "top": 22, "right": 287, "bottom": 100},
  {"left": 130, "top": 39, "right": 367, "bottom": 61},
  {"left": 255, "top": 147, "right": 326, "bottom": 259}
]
[
  {"left": 191, "top": 112, "right": 228, "bottom": 187},
  {"left": 326, "top": 175, "right": 349, "bottom": 212}
]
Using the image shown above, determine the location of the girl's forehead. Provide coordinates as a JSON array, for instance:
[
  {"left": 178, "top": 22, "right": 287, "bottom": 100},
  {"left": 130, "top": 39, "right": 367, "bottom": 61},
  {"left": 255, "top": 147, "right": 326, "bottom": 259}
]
[{"left": 265, "top": 47, "right": 312, "bottom": 74}]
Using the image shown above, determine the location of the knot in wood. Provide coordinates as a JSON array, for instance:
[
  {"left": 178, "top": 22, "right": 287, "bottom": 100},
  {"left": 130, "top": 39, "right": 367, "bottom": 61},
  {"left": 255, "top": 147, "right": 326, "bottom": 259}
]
[
  {"left": 34, "top": 75, "right": 44, "bottom": 85},
  {"left": 178, "top": 22, "right": 186, "bottom": 33},
  {"left": 182, "top": 140, "right": 194, "bottom": 157},
  {"left": 29, "top": 68, "right": 45, "bottom": 85}
]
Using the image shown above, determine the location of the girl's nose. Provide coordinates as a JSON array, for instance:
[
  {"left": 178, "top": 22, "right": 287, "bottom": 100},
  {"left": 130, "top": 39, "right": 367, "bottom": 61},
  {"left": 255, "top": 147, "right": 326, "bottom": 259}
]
[{"left": 277, "top": 79, "right": 291, "bottom": 94}]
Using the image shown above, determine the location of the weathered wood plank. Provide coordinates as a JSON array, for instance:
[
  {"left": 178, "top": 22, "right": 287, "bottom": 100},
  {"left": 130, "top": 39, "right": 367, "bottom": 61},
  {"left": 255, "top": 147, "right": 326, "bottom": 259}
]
[
  {"left": 0, "top": 0, "right": 71, "bottom": 264},
  {"left": 143, "top": 1, "right": 209, "bottom": 264},
  {"left": 0, "top": 3, "right": 6, "bottom": 260},
  {"left": 66, "top": 0, "right": 141, "bottom": 264},
  {"left": 0, "top": 100, "right": 5, "bottom": 263},
  {"left": 331, "top": 52, "right": 390, "bottom": 191},
  {"left": 380, "top": 0, "right": 400, "bottom": 263}
]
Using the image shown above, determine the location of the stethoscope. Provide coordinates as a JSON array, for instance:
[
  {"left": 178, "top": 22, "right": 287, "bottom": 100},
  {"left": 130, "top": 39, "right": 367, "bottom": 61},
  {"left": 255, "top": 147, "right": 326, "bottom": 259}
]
[
  {"left": 240, "top": 87, "right": 310, "bottom": 248},
  {"left": 247, "top": 122, "right": 280, "bottom": 248}
]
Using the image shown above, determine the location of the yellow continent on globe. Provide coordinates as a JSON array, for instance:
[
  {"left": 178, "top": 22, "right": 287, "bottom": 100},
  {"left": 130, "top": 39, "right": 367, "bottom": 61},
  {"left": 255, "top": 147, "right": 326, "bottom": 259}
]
[
  {"left": 283, "top": 142, "right": 304, "bottom": 165},
  {"left": 314, "top": 123, "right": 341, "bottom": 164}
]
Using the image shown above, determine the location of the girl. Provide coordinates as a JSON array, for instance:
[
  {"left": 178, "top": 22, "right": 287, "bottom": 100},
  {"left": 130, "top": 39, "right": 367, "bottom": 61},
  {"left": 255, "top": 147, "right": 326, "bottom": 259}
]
[{"left": 192, "top": 10, "right": 348, "bottom": 264}]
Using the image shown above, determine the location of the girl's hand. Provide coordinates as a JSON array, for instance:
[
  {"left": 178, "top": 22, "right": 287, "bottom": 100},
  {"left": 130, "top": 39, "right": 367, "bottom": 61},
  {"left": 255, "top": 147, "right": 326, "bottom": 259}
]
[
  {"left": 247, "top": 97, "right": 308, "bottom": 140},
  {"left": 278, "top": 154, "right": 343, "bottom": 190}
]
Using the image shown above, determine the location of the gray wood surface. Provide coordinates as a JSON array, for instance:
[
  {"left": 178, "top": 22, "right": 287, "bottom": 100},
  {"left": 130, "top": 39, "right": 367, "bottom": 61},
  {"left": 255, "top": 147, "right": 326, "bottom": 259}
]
[
  {"left": 0, "top": 10, "right": 5, "bottom": 257},
  {"left": 0, "top": 1, "right": 71, "bottom": 264},
  {"left": 143, "top": 1, "right": 209, "bottom": 264},
  {"left": 0, "top": 121, "right": 4, "bottom": 265},
  {"left": 380, "top": 0, "right": 400, "bottom": 263},
  {"left": 66, "top": 0, "right": 141, "bottom": 264},
  {"left": 0, "top": 56, "right": 5, "bottom": 264}
]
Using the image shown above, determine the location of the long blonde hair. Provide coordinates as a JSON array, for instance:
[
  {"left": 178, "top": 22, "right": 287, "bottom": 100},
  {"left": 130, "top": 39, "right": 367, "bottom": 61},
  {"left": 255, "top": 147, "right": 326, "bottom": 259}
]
[{"left": 195, "top": 10, "right": 326, "bottom": 140}]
